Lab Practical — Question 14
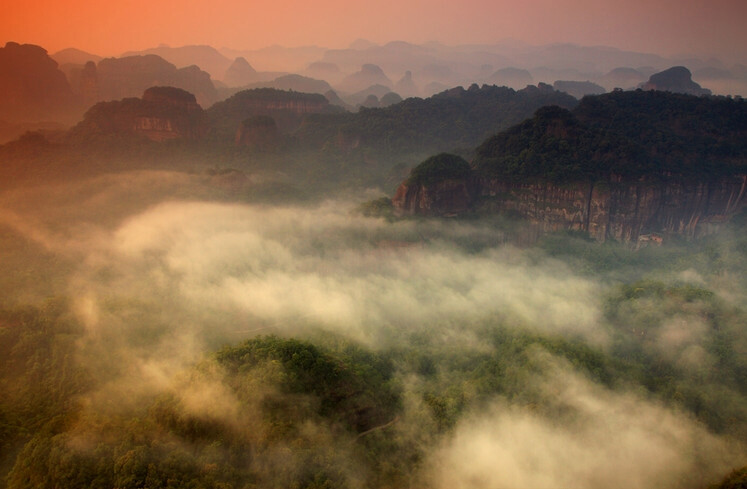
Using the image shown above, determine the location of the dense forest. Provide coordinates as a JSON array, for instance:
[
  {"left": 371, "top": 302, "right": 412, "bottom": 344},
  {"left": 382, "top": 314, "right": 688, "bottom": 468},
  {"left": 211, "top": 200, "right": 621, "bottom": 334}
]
[{"left": 473, "top": 90, "right": 747, "bottom": 181}]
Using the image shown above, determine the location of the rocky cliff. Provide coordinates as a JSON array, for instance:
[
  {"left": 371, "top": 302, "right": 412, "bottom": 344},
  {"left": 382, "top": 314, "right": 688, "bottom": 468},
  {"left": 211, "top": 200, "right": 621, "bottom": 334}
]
[
  {"left": 207, "top": 88, "right": 337, "bottom": 136},
  {"left": 393, "top": 174, "right": 746, "bottom": 242},
  {"left": 70, "top": 86, "right": 207, "bottom": 142}
]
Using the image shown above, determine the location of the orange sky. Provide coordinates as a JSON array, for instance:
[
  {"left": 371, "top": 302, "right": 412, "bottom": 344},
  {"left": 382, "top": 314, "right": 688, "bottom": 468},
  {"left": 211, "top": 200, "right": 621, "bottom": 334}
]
[{"left": 4, "top": 0, "right": 746, "bottom": 62}]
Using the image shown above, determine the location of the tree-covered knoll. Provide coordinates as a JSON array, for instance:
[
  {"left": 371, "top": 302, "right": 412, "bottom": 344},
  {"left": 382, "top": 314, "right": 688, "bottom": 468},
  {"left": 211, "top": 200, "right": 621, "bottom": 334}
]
[
  {"left": 214, "top": 336, "right": 401, "bottom": 434},
  {"left": 406, "top": 153, "right": 472, "bottom": 186}
]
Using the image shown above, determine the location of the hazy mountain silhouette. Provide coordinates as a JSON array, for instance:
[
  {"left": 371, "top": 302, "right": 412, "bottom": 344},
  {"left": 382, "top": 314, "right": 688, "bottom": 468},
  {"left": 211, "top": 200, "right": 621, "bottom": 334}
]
[
  {"left": 97, "top": 54, "right": 218, "bottom": 106},
  {"left": 347, "top": 84, "right": 396, "bottom": 106},
  {"left": 640, "top": 66, "right": 711, "bottom": 96},
  {"left": 0, "top": 42, "right": 78, "bottom": 123},
  {"left": 553, "top": 80, "right": 606, "bottom": 98},
  {"left": 220, "top": 45, "right": 326, "bottom": 73},
  {"left": 337, "top": 64, "right": 393, "bottom": 93},
  {"left": 51, "top": 47, "right": 102, "bottom": 65},
  {"left": 121, "top": 45, "right": 232, "bottom": 80},
  {"left": 599, "top": 67, "right": 646, "bottom": 90},
  {"left": 223, "top": 57, "right": 258, "bottom": 87},
  {"left": 394, "top": 70, "right": 419, "bottom": 98},
  {"left": 485, "top": 67, "right": 533, "bottom": 89},
  {"left": 245, "top": 74, "right": 332, "bottom": 94}
]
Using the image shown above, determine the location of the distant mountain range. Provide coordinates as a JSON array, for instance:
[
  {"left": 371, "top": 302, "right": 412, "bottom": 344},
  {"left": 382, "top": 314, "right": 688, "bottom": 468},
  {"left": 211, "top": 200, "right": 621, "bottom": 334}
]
[{"left": 46, "top": 40, "right": 747, "bottom": 99}]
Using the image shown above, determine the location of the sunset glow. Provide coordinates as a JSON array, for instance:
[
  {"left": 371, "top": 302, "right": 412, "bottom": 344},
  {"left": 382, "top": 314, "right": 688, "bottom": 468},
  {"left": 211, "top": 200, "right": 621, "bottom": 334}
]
[{"left": 4, "top": 0, "right": 747, "bottom": 61}]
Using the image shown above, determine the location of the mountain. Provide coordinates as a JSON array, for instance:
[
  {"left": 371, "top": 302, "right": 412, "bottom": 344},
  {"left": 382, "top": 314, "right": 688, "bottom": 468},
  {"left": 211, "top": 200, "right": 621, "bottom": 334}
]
[
  {"left": 485, "top": 67, "right": 533, "bottom": 89},
  {"left": 393, "top": 90, "right": 747, "bottom": 242},
  {"left": 379, "top": 92, "right": 403, "bottom": 107},
  {"left": 640, "top": 66, "right": 711, "bottom": 96},
  {"left": 51, "top": 47, "right": 102, "bottom": 65},
  {"left": 244, "top": 74, "right": 332, "bottom": 94},
  {"left": 0, "top": 42, "right": 78, "bottom": 123},
  {"left": 394, "top": 70, "right": 419, "bottom": 98},
  {"left": 552, "top": 80, "right": 606, "bottom": 98},
  {"left": 337, "top": 64, "right": 393, "bottom": 93},
  {"left": 96, "top": 54, "right": 218, "bottom": 107},
  {"left": 206, "top": 88, "right": 339, "bottom": 137},
  {"left": 220, "top": 45, "right": 326, "bottom": 73},
  {"left": 69, "top": 86, "right": 208, "bottom": 142},
  {"left": 305, "top": 61, "right": 342, "bottom": 83},
  {"left": 223, "top": 57, "right": 258, "bottom": 86},
  {"left": 121, "top": 45, "right": 232, "bottom": 80},
  {"left": 59, "top": 60, "right": 99, "bottom": 109},
  {"left": 347, "top": 84, "right": 394, "bottom": 106},
  {"left": 599, "top": 67, "right": 647, "bottom": 90}
]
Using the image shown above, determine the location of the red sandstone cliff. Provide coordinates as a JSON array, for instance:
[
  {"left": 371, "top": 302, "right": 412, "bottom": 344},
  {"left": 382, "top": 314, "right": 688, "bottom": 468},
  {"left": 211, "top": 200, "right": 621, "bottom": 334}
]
[
  {"left": 70, "top": 86, "right": 208, "bottom": 142},
  {"left": 393, "top": 175, "right": 747, "bottom": 242}
]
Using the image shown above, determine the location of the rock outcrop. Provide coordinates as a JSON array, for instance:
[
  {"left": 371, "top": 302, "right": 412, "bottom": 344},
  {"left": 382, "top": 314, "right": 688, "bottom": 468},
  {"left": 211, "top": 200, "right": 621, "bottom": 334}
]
[
  {"left": 0, "top": 42, "right": 78, "bottom": 122},
  {"left": 640, "top": 66, "right": 711, "bottom": 96},
  {"left": 393, "top": 153, "right": 477, "bottom": 216},
  {"left": 59, "top": 61, "right": 99, "bottom": 109},
  {"left": 71, "top": 86, "right": 207, "bottom": 142}
]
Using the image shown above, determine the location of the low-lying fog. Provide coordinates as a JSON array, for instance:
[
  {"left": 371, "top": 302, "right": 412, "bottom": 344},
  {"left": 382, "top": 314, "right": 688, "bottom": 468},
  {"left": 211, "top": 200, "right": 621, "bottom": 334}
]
[{"left": 1, "top": 169, "right": 744, "bottom": 488}]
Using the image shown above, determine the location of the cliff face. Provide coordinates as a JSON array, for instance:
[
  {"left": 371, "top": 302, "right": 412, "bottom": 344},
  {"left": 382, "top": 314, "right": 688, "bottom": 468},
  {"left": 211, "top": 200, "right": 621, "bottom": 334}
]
[
  {"left": 207, "top": 88, "right": 336, "bottom": 135},
  {"left": 392, "top": 178, "right": 476, "bottom": 217},
  {"left": 71, "top": 86, "right": 207, "bottom": 142},
  {"left": 393, "top": 175, "right": 747, "bottom": 242}
]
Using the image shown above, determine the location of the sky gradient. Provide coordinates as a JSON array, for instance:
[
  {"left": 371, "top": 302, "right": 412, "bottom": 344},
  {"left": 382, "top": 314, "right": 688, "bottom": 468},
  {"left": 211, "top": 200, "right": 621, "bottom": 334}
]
[{"left": 4, "top": 0, "right": 747, "bottom": 63}]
